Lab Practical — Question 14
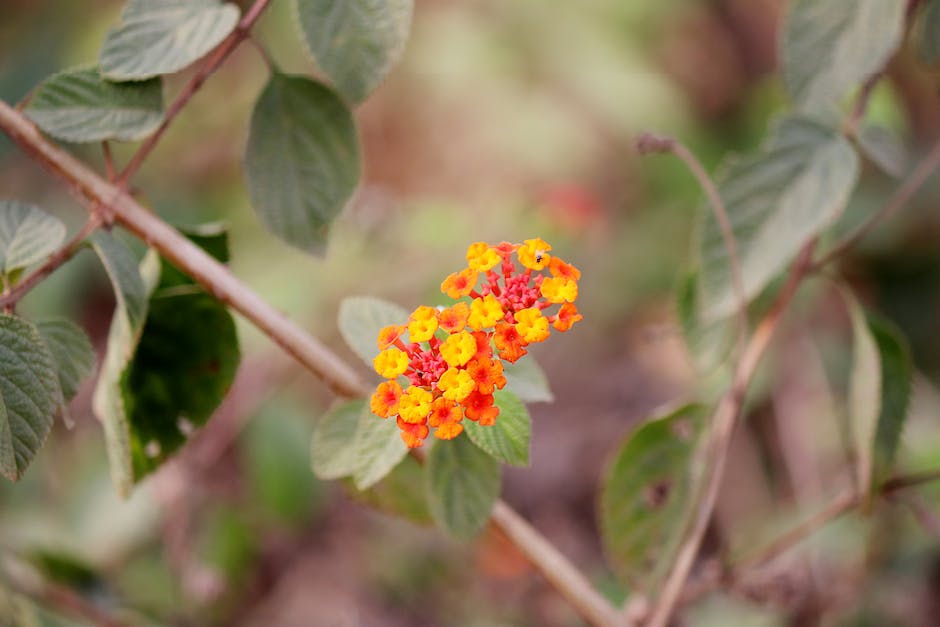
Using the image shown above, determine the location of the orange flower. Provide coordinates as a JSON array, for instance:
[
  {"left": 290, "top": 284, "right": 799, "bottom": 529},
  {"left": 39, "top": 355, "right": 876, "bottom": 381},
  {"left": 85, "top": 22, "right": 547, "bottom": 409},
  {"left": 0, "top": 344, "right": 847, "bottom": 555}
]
[
  {"left": 549, "top": 256, "right": 581, "bottom": 281},
  {"left": 377, "top": 324, "right": 405, "bottom": 350},
  {"left": 493, "top": 321, "right": 527, "bottom": 363},
  {"left": 463, "top": 390, "right": 499, "bottom": 426},
  {"left": 370, "top": 380, "right": 402, "bottom": 418},
  {"left": 438, "top": 302, "right": 469, "bottom": 333},
  {"left": 470, "top": 331, "right": 493, "bottom": 361},
  {"left": 517, "top": 238, "right": 551, "bottom": 270},
  {"left": 437, "top": 367, "right": 475, "bottom": 402},
  {"left": 515, "top": 307, "right": 550, "bottom": 343},
  {"left": 397, "top": 417, "right": 429, "bottom": 448},
  {"left": 553, "top": 302, "right": 583, "bottom": 332},
  {"left": 408, "top": 306, "right": 439, "bottom": 343},
  {"left": 466, "top": 242, "right": 500, "bottom": 271},
  {"left": 374, "top": 347, "right": 409, "bottom": 378},
  {"left": 468, "top": 294, "right": 505, "bottom": 330},
  {"left": 465, "top": 357, "right": 506, "bottom": 395},
  {"left": 441, "top": 268, "right": 478, "bottom": 299},
  {"left": 398, "top": 386, "right": 432, "bottom": 424},
  {"left": 440, "top": 330, "right": 477, "bottom": 368},
  {"left": 540, "top": 277, "right": 578, "bottom": 304},
  {"left": 428, "top": 397, "right": 463, "bottom": 439}
]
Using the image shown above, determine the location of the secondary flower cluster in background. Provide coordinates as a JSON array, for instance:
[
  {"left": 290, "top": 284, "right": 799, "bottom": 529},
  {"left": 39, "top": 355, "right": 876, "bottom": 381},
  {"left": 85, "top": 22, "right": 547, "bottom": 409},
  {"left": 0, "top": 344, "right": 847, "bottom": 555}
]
[{"left": 370, "top": 239, "right": 582, "bottom": 448}]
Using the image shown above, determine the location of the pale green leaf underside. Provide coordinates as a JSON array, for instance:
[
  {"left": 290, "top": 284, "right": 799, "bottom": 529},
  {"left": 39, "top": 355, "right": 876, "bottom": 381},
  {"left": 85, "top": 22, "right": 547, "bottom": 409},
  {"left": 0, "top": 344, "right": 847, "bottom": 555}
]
[
  {"left": 599, "top": 404, "right": 705, "bottom": 595},
  {"left": 0, "top": 201, "right": 66, "bottom": 276},
  {"left": 338, "top": 296, "right": 408, "bottom": 366},
  {"left": 426, "top": 434, "right": 501, "bottom": 539},
  {"left": 25, "top": 67, "right": 164, "bottom": 142},
  {"left": 244, "top": 73, "right": 361, "bottom": 256},
  {"left": 35, "top": 318, "right": 96, "bottom": 402},
  {"left": 698, "top": 116, "right": 859, "bottom": 321},
  {"left": 0, "top": 315, "right": 60, "bottom": 481},
  {"left": 464, "top": 389, "right": 530, "bottom": 466},
  {"left": 352, "top": 408, "right": 407, "bottom": 489},
  {"left": 502, "top": 357, "right": 554, "bottom": 403},
  {"left": 100, "top": 0, "right": 240, "bottom": 81},
  {"left": 294, "top": 0, "right": 413, "bottom": 103},
  {"left": 782, "top": 0, "right": 905, "bottom": 113},
  {"left": 857, "top": 125, "right": 907, "bottom": 179}
]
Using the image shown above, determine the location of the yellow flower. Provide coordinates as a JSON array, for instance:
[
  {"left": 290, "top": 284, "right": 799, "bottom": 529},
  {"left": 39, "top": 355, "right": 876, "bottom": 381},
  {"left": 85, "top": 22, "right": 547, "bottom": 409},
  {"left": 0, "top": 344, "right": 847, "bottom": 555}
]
[
  {"left": 373, "top": 347, "right": 408, "bottom": 378},
  {"left": 439, "top": 330, "right": 477, "bottom": 367},
  {"left": 466, "top": 242, "right": 500, "bottom": 272},
  {"left": 515, "top": 307, "right": 550, "bottom": 343},
  {"left": 397, "top": 386, "right": 432, "bottom": 424},
  {"left": 540, "top": 277, "right": 578, "bottom": 303},
  {"left": 408, "top": 305, "right": 439, "bottom": 343},
  {"left": 517, "top": 237, "right": 551, "bottom": 270},
  {"left": 468, "top": 294, "right": 504, "bottom": 330},
  {"left": 437, "top": 367, "right": 475, "bottom": 402}
]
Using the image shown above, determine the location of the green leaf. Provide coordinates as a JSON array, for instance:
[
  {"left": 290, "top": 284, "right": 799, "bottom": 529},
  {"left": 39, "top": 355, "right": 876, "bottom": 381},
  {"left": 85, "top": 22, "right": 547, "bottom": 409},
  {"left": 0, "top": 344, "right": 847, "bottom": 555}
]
[
  {"left": 310, "top": 399, "right": 367, "bottom": 479},
  {"left": 244, "top": 73, "right": 361, "bottom": 256},
  {"left": 502, "top": 357, "right": 554, "bottom": 403},
  {"left": 35, "top": 318, "right": 96, "bottom": 401},
  {"left": 338, "top": 296, "right": 408, "bottom": 365},
  {"left": 599, "top": 404, "right": 706, "bottom": 594},
  {"left": 697, "top": 116, "right": 859, "bottom": 321},
  {"left": 916, "top": 0, "right": 940, "bottom": 64},
  {"left": 25, "top": 67, "right": 163, "bottom": 142},
  {"left": 677, "top": 270, "right": 733, "bottom": 372},
  {"left": 99, "top": 0, "right": 240, "bottom": 81},
  {"left": 352, "top": 407, "right": 408, "bottom": 489},
  {"left": 156, "top": 222, "right": 229, "bottom": 288},
  {"left": 344, "top": 454, "right": 432, "bottom": 524},
  {"left": 293, "top": 0, "right": 413, "bottom": 104},
  {"left": 846, "top": 294, "right": 912, "bottom": 499},
  {"left": 857, "top": 125, "right": 907, "bottom": 179},
  {"left": 89, "top": 231, "right": 150, "bottom": 331},
  {"left": 781, "top": 0, "right": 905, "bottom": 113},
  {"left": 0, "top": 315, "right": 60, "bottom": 481},
  {"left": 425, "top": 434, "right": 501, "bottom": 538},
  {"left": 125, "top": 289, "right": 239, "bottom": 479},
  {"left": 463, "top": 389, "right": 530, "bottom": 466},
  {"left": 0, "top": 201, "right": 66, "bottom": 276}
]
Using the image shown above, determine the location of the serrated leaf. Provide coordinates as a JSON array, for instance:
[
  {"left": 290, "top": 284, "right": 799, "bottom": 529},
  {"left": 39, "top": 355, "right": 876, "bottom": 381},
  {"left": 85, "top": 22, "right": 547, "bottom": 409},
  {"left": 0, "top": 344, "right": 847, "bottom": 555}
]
[
  {"left": 426, "top": 434, "right": 501, "bottom": 538},
  {"left": 35, "top": 318, "right": 96, "bottom": 401},
  {"left": 99, "top": 0, "right": 240, "bottom": 81},
  {"left": 698, "top": 116, "right": 859, "bottom": 321},
  {"left": 599, "top": 404, "right": 706, "bottom": 595},
  {"left": 464, "top": 389, "right": 530, "bottom": 466},
  {"left": 293, "top": 0, "right": 413, "bottom": 104},
  {"left": 352, "top": 407, "right": 408, "bottom": 489},
  {"left": 344, "top": 454, "right": 432, "bottom": 524},
  {"left": 0, "top": 201, "right": 66, "bottom": 276},
  {"left": 502, "top": 358, "right": 554, "bottom": 403},
  {"left": 311, "top": 399, "right": 366, "bottom": 479},
  {"left": 857, "top": 125, "right": 907, "bottom": 179},
  {"left": 781, "top": 0, "right": 905, "bottom": 113},
  {"left": 0, "top": 315, "right": 60, "bottom": 481},
  {"left": 244, "top": 73, "right": 360, "bottom": 256},
  {"left": 25, "top": 67, "right": 163, "bottom": 143},
  {"left": 338, "top": 296, "right": 408, "bottom": 365}
]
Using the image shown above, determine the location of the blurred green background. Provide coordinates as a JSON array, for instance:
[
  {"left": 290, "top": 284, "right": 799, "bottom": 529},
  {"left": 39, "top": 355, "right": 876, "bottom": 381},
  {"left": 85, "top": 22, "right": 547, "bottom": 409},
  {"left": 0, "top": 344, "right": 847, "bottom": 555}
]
[{"left": 4, "top": 0, "right": 940, "bottom": 625}]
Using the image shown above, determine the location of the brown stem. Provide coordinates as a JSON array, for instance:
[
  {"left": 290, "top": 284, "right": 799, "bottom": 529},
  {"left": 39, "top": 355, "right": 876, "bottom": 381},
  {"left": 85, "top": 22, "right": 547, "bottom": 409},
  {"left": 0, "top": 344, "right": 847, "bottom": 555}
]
[
  {"left": 101, "top": 142, "right": 115, "bottom": 181},
  {"left": 646, "top": 242, "right": 816, "bottom": 627},
  {"left": 0, "top": 100, "right": 623, "bottom": 627},
  {"left": 115, "top": 0, "right": 272, "bottom": 186}
]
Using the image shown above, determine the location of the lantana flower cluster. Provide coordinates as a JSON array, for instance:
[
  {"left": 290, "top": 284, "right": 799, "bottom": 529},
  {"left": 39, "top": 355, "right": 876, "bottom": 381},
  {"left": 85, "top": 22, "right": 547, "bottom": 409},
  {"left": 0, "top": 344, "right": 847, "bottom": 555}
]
[{"left": 370, "top": 239, "right": 582, "bottom": 448}]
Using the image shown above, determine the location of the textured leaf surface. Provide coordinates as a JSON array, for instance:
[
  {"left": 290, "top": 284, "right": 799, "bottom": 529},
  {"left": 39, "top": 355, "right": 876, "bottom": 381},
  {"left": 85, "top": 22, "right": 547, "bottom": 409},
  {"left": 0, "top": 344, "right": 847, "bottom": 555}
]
[
  {"left": 463, "top": 390, "right": 530, "bottom": 466},
  {"left": 25, "top": 67, "right": 163, "bottom": 142},
  {"left": 244, "top": 73, "right": 360, "bottom": 256},
  {"left": 0, "top": 201, "right": 66, "bottom": 276},
  {"left": 294, "top": 0, "right": 413, "bottom": 103},
  {"left": 698, "top": 116, "right": 858, "bottom": 321},
  {"left": 426, "top": 435, "right": 500, "bottom": 538},
  {"left": 99, "top": 0, "right": 240, "bottom": 80},
  {"left": 782, "top": 0, "right": 905, "bottom": 113},
  {"left": 857, "top": 126, "right": 907, "bottom": 179},
  {"left": 35, "top": 318, "right": 95, "bottom": 402},
  {"left": 338, "top": 296, "right": 408, "bottom": 365},
  {"left": 310, "top": 399, "right": 366, "bottom": 479},
  {"left": 352, "top": 408, "right": 408, "bottom": 490},
  {"left": 502, "top": 358, "right": 554, "bottom": 403},
  {"left": 600, "top": 404, "right": 705, "bottom": 594},
  {"left": 0, "top": 315, "right": 60, "bottom": 481},
  {"left": 344, "top": 455, "right": 432, "bottom": 524}
]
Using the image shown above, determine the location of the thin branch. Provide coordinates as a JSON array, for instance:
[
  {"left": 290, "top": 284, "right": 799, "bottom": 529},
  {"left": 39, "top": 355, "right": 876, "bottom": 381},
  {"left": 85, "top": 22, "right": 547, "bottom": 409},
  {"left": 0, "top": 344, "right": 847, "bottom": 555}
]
[
  {"left": 636, "top": 133, "right": 748, "bottom": 348},
  {"left": 115, "top": 0, "right": 272, "bottom": 186},
  {"left": 843, "top": 73, "right": 882, "bottom": 140},
  {"left": 0, "top": 214, "right": 102, "bottom": 310},
  {"left": 646, "top": 242, "right": 816, "bottom": 627},
  {"left": 0, "top": 100, "right": 623, "bottom": 627}
]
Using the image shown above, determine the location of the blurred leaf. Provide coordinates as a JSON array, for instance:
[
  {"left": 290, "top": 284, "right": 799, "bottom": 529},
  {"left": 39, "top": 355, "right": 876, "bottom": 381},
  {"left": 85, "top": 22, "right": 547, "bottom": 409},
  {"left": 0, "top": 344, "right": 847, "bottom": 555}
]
[
  {"left": 426, "top": 434, "right": 500, "bottom": 539},
  {"left": 311, "top": 399, "right": 366, "bottom": 480},
  {"left": 35, "top": 318, "right": 96, "bottom": 402},
  {"left": 677, "top": 270, "right": 733, "bottom": 372},
  {"left": 338, "top": 296, "right": 408, "bottom": 365},
  {"left": 857, "top": 125, "right": 907, "bottom": 179},
  {"left": 0, "top": 585, "right": 74, "bottom": 627},
  {"left": 345, "top": 455, "right": 432, "bottom": 524},
  {"left": 599, "top": 404, "right": 706, "bottom": 594},
  {"left": 352, "top": 407, "right": 408, "bottom": 490},
  {"left": 293, "top": 0, "right": 413, "bottom": 104},
  {"left": 916, "top": 0, "right": 940, "bottom": 64},
  {"left": 463, "top": 389, "right": 530, "bottom": 467},
  {"left": 25, "top": 67, "right": 163, "bottom": 142},
  {"left": 698, "top": 116, "right": 858, "bottom": 321},
  {"left": 99, "top": 0, "right": 240, "bottom": 81},
  {"left": 502, "top": 357, "right": 554, "bottom": 403},
  {"left": 244, "top": 73, "right": 360, "bottom": 256},
  {"left": 782, "top": 0, "right": 905, "bottom": 113},
  {"left": 30, "top": 550, "right": 101, "bottom": 592},
  {"left": 0, "top": 201, "right": 66, "bottom": 276},
  {"left": 0, "top": 315, "right": 60, "bottom": 481}
]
